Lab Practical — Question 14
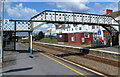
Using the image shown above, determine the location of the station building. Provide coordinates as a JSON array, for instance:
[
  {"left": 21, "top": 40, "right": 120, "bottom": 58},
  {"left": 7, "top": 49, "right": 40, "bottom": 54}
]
[
  {"left": 55, "top": 9, "right": 119, "bottom": 46},
  {"left": 56, "top": 23, "right": 103, "bottom": 45}
]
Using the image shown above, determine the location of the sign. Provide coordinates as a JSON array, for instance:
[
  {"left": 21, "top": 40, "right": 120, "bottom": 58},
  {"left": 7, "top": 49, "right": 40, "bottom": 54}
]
[
  {"left": 98, "top": 30, "right": 101, "bottom": 35},
  {"left": 4, "top": 19, "right": 9, "bottom": 24}
]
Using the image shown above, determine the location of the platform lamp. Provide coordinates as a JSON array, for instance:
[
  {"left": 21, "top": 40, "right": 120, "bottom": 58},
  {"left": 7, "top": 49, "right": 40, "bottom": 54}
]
[{"left": 1, "top": 0, "right": 6, "bottom": 63}]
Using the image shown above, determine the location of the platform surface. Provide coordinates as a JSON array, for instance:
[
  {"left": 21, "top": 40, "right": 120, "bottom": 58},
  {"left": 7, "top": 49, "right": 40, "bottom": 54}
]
[{"left": 2, "top": 43, "right": 99, "bottom": 76}]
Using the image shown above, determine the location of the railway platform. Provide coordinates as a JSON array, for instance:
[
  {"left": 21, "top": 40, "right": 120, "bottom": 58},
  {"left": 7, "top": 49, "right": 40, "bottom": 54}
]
[
  {"left": 2, "top": 43, "right": 100, "bottom": 76},
  {"left": 34, "top": 42, "right": 120, "bottom": 55}
]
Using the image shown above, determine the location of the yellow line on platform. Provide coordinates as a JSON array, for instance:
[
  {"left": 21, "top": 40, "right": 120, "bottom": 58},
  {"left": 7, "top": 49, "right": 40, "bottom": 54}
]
[{"left": 39, "top": 53, "right": 88, "bottom": 77}]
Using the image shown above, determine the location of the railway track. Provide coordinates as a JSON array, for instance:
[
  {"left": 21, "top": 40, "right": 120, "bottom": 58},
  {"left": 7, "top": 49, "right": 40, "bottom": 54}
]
[{"left": 33, "top": 43, "right": 120, "bottom": 68}]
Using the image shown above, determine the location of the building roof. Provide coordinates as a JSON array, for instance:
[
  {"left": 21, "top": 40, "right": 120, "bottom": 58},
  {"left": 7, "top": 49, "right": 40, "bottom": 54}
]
[
  {"left": 108, "top": 10, "right": 120, "bottom": 18},
  {"left": 55, "top": 24, "right": 70, "bottom": 29}
]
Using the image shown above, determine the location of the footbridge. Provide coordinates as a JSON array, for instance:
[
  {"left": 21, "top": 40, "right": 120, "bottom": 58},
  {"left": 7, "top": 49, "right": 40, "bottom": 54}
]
[{"left": 30, "top": 10, "right": 120, "bottom": 46}]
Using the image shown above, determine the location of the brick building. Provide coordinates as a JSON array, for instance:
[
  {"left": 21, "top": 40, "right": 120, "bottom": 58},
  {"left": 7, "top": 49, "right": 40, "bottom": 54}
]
[{"left": 56, "top": 9, "right": 119, "bottom": 46}]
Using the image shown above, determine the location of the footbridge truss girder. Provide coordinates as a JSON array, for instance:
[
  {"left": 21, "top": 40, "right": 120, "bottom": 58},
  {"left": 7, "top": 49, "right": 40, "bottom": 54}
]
[
  {"left": 30, "top": 10, "right": 119, "bottom": 32},
  {"left": 3, "top": 20, "right": 32, "bottom": 32}
]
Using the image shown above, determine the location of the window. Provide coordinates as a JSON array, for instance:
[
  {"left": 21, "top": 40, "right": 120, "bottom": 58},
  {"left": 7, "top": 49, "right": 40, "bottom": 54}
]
[
  {"left": 83, "top": 26, "right": 86, "bottom": 30},
  {"left": 67, "top": 29, "right": 68, "bottom": 31},
  {"left": 65, "top": 25, "right": 68, "bottom": 27},
  {"left": 79, "top": 27, "right": 81, "bottom": 30},
  {"left": 81, "top": 38, "right": 85, "bottom": 43},
  {"left": 92, "top": 25, "right": 95, "bottom": 29},
  {"left": 59, "top": 35, "right": 62, "bottom": 38},
  {"left": 84, "top": 33, "right": 90, "bottom": 38},
  {"left": 69, "top": 28, "right": 70, "bottom": 31},
  {"left": 71, "top": 36, "right": 75, "bottom": 41},
  {"left": 75, "top": 27, "right": 77, "bottom": 30},
  {"left": 97, "top": 26, "right": 99, "bottom": 28},
  {"left": 72, "top": 28, "right": 74, "bottom": 31}
]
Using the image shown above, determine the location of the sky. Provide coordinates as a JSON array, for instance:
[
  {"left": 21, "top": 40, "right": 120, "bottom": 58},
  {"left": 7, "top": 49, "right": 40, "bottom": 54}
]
[{"left": 0, "top": 0, "right": 119, "bottom": 33}]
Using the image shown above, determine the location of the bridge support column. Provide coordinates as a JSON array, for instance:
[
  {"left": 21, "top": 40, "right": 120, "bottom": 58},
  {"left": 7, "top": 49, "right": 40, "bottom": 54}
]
[
  {"left": 118, "top": 33, "right": 120, "bottom": 47},
  {"left": 118, "top": 24, "right": 120, "bottom": 47},
  {"left": 29, "top": 32, "right": 33, "bottom": 54},
  {"left": 110, "top": 36, "right": 112, "bottom": 47}
]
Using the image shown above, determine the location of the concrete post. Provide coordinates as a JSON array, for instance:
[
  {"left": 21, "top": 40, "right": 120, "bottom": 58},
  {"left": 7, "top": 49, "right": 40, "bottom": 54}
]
[
  {"left": 29, "top": 32, "right": 33, "bottom": 54},
  {"left": 118, "top": 25, "right": 120, "bottom": 47},
  {"left": 118, "top": 33, "right": 120, "bottom": 47},
  {"left": 110, "top": 27, "right": 112, "bottom": 47},
  {"left": 110, "top": 35, "right": 112, "bottom": 47}
]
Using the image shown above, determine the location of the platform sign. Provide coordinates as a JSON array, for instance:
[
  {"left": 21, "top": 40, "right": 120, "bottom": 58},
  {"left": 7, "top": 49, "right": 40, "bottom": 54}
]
[
  {"left": 4, "top": 19, "right": 9, "bottom": 24},
  {"left": 98, "top": 30, "right": 101, "bottom": 35}
]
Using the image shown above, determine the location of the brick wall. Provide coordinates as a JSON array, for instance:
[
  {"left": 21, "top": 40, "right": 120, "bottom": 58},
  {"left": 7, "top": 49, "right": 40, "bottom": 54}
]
[{"left": 68, "top": 33, "right": 93, "bottom": 45}]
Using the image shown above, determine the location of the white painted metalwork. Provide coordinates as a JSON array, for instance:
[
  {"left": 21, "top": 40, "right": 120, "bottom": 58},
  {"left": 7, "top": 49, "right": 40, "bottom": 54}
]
[
  {"left": 3, "top": 20, "right": 32, "bottom": 31},
  {"left": 3, "top": 21, "right": 14, "bottom": 31},
  {"left": 31, "top": 10, "right": 119, "bottom": 27},
  {"left": 16, "top": 21, "right": 31, "bottom": 31}
]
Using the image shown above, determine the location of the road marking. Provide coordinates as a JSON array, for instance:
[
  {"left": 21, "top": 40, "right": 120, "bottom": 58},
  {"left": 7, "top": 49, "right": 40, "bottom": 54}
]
[{"left": 39, "top": 52, "right": 87, "bottom": 77}]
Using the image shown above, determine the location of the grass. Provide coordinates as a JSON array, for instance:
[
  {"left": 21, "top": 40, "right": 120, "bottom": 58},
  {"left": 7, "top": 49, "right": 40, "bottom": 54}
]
[
  {"left": 21, "top": 39, "right": 29, "bottom": 43},
  {"left": 39, "top": 38, "right": 58, "bottom": 43}
]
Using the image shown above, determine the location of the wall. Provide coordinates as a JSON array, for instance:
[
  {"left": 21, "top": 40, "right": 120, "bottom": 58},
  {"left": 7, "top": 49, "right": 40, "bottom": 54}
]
[
  {"left": 57, "top": 33, "right": 68, "bottom": 42},
  {"left": 68, "top": 33, "right": 93, "bottom": 45}
]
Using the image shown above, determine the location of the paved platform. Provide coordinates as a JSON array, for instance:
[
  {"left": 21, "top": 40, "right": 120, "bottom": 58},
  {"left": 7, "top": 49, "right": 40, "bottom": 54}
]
[{"left": 2, "top": 43, "right": 99, "bottom": 76}]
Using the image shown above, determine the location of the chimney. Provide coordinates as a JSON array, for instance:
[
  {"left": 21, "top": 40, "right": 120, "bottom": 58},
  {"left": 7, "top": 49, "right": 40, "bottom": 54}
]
[{"left": 106, "top": 9, "right": 113, "bottom": 15}]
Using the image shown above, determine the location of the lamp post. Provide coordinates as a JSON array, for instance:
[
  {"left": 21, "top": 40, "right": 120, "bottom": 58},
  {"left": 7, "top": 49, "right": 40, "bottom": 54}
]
[{"left": 1, "top": 0, "right": 5, "bottom": 63}]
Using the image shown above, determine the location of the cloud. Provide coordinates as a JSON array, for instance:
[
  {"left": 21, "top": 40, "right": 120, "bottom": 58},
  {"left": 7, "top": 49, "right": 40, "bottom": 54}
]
[
  {"left": 55, "top": 0, "right": 92, "bottom": 13},
  {"left": 6, "top": 3, "right": 38, "bottom": 19},
  {"left": 94, "top": 2, "right": 118, "bottom": 14},
  {"left": 41, "top": 24, "right": 49, "bottom": 28},
  {"left": 7, "top": 0, "right": 120, "bottom": 2}
]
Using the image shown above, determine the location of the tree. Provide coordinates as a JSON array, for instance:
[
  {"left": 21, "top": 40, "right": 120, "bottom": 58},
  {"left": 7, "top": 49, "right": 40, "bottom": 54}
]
[
  {"left": 33, "top": 34, "right": 39, "bottom": 41},
  {"left": 37, "top": 31, "right": 44, "bottom": 40}
]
